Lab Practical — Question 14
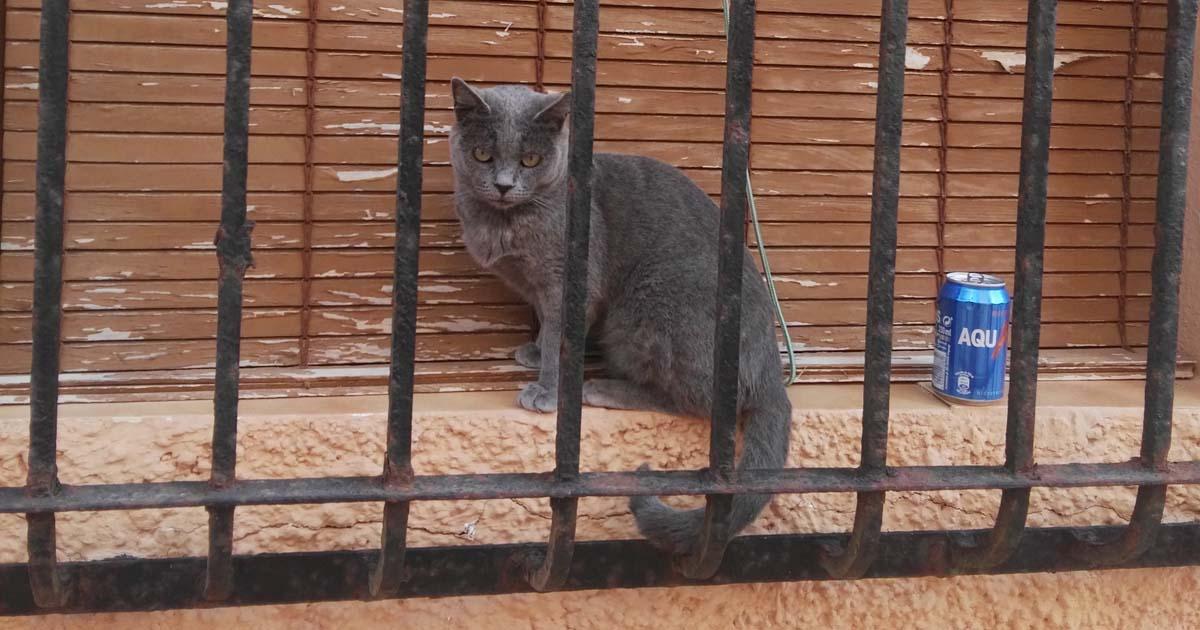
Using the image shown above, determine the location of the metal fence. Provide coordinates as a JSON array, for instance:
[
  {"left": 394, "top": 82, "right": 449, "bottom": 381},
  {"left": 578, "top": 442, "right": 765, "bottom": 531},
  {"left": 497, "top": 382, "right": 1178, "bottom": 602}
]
[{"left": 3, "top": 0, "right": 1200, "bottom": 616}]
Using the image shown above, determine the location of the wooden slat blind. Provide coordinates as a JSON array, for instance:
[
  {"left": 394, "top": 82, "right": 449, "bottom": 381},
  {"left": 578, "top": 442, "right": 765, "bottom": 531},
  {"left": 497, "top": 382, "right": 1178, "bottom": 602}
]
[{"left": 0, "top": 0, "right": 1171, "bottom": 386}]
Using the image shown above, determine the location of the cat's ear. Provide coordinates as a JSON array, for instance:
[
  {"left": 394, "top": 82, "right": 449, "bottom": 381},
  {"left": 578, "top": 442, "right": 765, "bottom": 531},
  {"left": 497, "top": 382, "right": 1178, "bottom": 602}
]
[
  {"left": 450, "top": 77, "right": 490, "bottom": 121},
  {"left": 534, "top": 91, "right": 571, "bottom": 131}
]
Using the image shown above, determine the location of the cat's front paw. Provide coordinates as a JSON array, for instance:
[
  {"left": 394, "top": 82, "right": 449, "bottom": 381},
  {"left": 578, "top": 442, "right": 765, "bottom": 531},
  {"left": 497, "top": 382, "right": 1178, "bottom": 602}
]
[
  {"left": 514, "top": 342, "right": 541, "bottom": 368},
  {"left": 518, "top": 382, "right": 557, "bottom": 413}
]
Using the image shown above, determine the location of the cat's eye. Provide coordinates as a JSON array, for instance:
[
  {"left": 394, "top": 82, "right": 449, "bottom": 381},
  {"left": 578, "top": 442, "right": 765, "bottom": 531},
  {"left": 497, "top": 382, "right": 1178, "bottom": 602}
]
[
  {"left": 472, "top": 147, "right": 493, "bottom": 162},
  {"left": 521, "top": 153, "right": 542, "bottom": 168}
]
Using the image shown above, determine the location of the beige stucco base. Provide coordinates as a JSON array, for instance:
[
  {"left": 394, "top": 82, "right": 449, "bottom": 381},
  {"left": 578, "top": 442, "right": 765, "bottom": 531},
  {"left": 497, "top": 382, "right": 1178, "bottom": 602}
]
[
  {"left": 1, "top": 567, "right": 1197, "bottom": 629},
  {"left": 2, "top": 380, "right": 1200, "bottom": 628}
]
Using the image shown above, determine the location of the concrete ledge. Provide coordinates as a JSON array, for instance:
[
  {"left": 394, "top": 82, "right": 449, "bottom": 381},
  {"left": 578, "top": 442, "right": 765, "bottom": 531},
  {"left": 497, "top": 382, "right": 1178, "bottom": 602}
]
[
  {"left": 1, "top": 381, "right": 1199, "bottom": 628},
  {"left": 2, "top": 381, "right": 1199, "bottom": 560}
]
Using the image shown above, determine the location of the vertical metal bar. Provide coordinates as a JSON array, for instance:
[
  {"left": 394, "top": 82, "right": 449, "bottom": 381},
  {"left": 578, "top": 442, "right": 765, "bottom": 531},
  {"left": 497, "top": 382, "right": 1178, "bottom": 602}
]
[
  {"left": 818, "top": 0, "right": 907, "bottom": 580},
  {"left": 948, "top": 0, "right": 1056, "bottom": 571},
  {"left": 1116, "top": 0, "right": 1144, "bottom": 351},
  {"left": 369, "top": 0, "right": 428, "bottom": 598},
  {"left": 526, "top": 0, "right": 599, "bottom": 592},
  {"left": 676, "top": 0, "right": 755, "bottom": 581},
  {"left": 1072, "top": 0, "right": 1196, "bottom": 565},
  {"left": 24, "top": 0, "right": 71, "bottom": 609},
  {"left": 205, "top": 0, "right": 255, "bottom": 601}
]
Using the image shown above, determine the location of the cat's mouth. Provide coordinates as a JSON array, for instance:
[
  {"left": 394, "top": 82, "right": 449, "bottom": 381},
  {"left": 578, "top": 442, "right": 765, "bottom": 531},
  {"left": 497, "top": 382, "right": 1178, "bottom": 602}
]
[{"left": 485, "top": 193, "right": 527, "bottom": 210}]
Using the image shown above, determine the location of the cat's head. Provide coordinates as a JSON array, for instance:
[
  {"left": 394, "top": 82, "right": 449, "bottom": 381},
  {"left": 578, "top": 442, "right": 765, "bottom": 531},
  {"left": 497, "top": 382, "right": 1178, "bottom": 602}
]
[{"left": 449, "top": 78, "right": 570, "bottom": 210}]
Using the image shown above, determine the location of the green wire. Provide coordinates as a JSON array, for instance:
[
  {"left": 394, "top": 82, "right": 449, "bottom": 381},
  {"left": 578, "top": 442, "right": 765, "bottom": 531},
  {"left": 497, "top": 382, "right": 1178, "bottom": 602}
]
[{"left": 721, "top": 0, "right": 799, "bottom": 385}]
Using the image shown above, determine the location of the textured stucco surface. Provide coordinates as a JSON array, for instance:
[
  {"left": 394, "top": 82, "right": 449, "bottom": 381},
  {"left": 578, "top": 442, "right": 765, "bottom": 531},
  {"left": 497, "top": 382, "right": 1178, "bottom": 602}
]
[
  {"left": 2, "top": 381, "right": 1200, "bottom": 627},
  {"left": 1, "top": 567, "right": 1199, "bottom": 630}
]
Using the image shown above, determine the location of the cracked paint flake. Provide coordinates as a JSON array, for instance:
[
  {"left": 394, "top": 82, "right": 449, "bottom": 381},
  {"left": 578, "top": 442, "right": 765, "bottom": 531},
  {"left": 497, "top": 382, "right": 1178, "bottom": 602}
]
[
  {"left": 775, "top": 278, "right": 839, "bottom": 288},
  {"left": 334, "top": 168, "right": 397, "bottom": 183},
  {"left": 325, "top": 121, "right": 401, "bottom": 133},
  {"left": 980, "top": 50, "right": 1110, "bottom": 73},
  {"left": 266, "top": 3, "right": 300, "bottom": 15},
  {"left": 612, "top": 35, "right": 646, "bottom": 47},
  {"left": 905, "top": 46, "right": 931, "bottom": 70},
  {"left": 83, "top": 328, "right": 135, "bottom": 341}
]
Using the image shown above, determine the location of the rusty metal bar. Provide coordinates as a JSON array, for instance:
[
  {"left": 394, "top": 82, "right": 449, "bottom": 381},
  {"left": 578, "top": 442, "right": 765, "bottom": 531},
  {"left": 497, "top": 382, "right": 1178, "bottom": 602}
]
[
  {"left": 205, "top": 0, "right": 255, "bottom": 602},
  {"left": 5, "top": 461, "right": 1200, "bottom": 515},
  {"left": 1071, "top": 0, "right": 1197, "bottom": 566},
  {"left": 24, "top": 0, "right": 71, "bottom": 609},
  {"left": 675, "top": 0, "right": 756, "bottom": 581},
  {"left": 5, "top": 523, "right": 1200, "bottom": 616},
  {"left": 368, "top": 0, "right": 430, "bottom": 598},
  {"left": 948, "top": 0, "right": 1057, "bottom": 572},
  {"left": 818, "top": 0, "right": 908, "bottom": 580},
  {"left": 525, "top": 0, "right": 599, "bottom": 593}
]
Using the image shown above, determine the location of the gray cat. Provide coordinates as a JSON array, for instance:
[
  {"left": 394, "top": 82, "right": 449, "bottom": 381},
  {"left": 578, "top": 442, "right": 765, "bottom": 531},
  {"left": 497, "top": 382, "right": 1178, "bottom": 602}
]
[{"left": 448, "top": 78, "right": 792, "bottom": 553}]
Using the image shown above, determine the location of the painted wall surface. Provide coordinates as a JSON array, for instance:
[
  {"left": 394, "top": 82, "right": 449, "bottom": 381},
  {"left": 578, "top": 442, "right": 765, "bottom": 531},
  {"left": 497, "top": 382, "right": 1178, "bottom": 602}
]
[
  {"left": 0, "top": 0, "right": 1169, "bottom": 381},
  {"left": 2, "top": 381, "right": 1199, "bottom": 629}
]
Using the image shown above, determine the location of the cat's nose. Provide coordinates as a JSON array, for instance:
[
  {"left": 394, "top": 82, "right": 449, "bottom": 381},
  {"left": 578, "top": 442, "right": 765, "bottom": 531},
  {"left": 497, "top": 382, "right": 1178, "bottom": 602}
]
[{"left": 494, "top": 183, "right": 513, "bottom": 195}]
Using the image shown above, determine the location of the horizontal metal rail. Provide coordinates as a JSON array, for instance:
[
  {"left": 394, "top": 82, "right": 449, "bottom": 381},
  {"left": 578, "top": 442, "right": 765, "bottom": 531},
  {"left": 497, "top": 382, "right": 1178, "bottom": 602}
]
[
  {"left": 4, "top": 523, "right": 1200, "bottom": 616},
  {"left": 4, "top": 461, "right": 1200, "bottom": 514}
]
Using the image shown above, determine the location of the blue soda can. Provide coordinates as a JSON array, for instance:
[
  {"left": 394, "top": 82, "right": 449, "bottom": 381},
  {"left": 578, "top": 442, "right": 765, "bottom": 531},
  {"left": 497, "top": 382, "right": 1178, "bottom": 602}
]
[{"left": 931, "top": 272, "right": 1011, "bottom": 404}]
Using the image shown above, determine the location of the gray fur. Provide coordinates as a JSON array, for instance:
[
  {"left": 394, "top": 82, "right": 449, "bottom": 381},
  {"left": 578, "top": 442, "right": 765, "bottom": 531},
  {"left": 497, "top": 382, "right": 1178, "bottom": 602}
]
[{"left": 449, "top": 78, "right": 793, "bottom": 553}]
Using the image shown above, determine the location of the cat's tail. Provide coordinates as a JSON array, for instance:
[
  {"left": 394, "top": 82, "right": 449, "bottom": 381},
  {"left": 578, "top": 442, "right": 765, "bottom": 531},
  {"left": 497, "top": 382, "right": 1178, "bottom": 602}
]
[{"left": 628, "top": 383, "right": 792, "bottom": 554}]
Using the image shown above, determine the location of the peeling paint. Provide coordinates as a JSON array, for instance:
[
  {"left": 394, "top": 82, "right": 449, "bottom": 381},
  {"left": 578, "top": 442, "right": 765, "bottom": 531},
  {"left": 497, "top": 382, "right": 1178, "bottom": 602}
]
[
  {"left": 266, "top": 3, "right": 301, "bottom": 16},
  {"left": 980, "top": 51, "right": 1027, "bottom": 73},
  {"left": 335, "top": 168, "right": 398, "bottom": 183},
  {"left": 905, "top": 46, "right": 931, "bottom": 70},
  {"left": 84, "top": 328, "right": 135, "bottom": 341},
  {"left": 775, "top": 278, "right": 838, "bottom": 288},
  {"left": 981, "top": 50, "right": 1108, "bottom": 73},
  {"left": 122, "top": 351, "right": 167, "bottom": 361},
  {"left": 325, "top": 121, "right": 401, "bottom": 133},
  {"left": 319, "top": 311, "right": 391, "bottom": 333}
]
